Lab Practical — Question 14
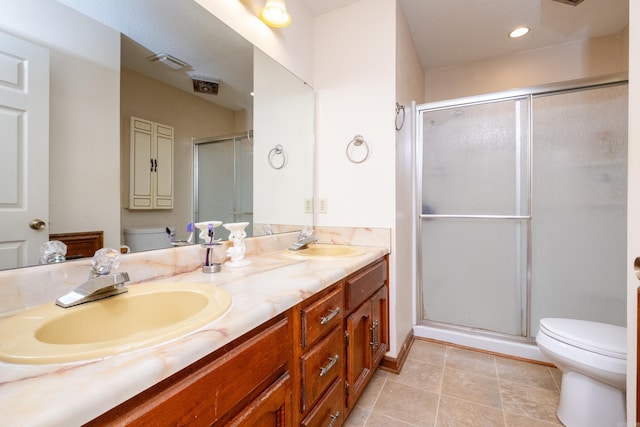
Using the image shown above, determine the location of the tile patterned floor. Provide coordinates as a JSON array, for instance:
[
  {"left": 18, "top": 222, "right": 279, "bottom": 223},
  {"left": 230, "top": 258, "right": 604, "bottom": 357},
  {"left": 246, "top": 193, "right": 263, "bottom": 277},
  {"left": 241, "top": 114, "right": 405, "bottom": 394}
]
[{"left": 344, "top": 339, "right": 563, "bottom": 427}]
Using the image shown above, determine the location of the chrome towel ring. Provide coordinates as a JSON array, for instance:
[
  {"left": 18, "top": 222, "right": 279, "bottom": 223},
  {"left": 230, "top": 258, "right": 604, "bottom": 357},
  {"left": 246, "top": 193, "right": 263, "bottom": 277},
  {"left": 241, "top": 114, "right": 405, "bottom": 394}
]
[
  {"left": 346, "top": 135, "right": 369, "bottom": 164},
  {"left": 268, "top": 144, "right": 287, "bottom": 169}
]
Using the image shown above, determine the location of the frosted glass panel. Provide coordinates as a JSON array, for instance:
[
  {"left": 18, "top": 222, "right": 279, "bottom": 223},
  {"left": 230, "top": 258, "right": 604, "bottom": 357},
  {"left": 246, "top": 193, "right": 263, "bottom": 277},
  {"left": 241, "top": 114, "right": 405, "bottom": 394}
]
[
  {"left": 422, "top": 218, "right": 528, "bottom": 336},
  {"left": 196, "top": 137, "right": 254, "bottom": 237},
  {"left": 422, "top": 99, "right": 529, "bottom": 216},
  {"left": 530, "top": 84, "right": 627, "bottom": 335}
]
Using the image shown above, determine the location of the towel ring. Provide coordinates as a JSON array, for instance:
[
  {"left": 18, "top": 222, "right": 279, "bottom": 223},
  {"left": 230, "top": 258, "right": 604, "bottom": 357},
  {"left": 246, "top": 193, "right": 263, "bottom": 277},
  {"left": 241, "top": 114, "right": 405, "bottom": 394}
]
[
  {"left": 268, "top": 144, "right": 286, "bottom": 169},
  {"left": 346, "top": 135, "right": 369, "bottom": 164},
  {"left": 395, "top": 103, "right": 405, "bottom": 131}
]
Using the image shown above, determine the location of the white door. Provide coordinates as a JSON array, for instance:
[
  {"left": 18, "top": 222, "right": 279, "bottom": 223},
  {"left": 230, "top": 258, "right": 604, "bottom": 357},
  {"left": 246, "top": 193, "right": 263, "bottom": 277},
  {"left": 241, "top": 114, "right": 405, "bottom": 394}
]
[{"left": 0, "top": 31, "right": 49, "bottom": 269}]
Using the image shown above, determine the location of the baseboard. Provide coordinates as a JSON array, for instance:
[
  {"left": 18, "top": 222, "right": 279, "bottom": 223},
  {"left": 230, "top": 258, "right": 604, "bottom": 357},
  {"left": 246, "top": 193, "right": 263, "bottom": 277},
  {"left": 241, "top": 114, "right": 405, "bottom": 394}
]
[{"left": 380, "top": 329, "right": 414, "bottom": 374}]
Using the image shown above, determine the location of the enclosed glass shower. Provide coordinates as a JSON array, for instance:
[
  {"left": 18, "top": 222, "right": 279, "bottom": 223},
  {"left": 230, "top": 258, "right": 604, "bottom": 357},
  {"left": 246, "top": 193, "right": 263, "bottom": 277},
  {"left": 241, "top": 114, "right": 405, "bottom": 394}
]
[
  {"left": 417, "top": 82, "right": 628, "bottom": 342},
  {"left": 194, "top": 132, "right": 253, "bottom": 238}
]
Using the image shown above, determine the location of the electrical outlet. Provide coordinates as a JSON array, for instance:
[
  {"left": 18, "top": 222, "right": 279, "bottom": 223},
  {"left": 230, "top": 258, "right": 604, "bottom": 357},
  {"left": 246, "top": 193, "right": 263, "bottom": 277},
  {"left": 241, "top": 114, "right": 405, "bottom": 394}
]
[
  {"left": 319, "top": 198, "right": 328, "bottom": 214},
  {"left": 304, "top": 199, "right": 313, "bottom": 214}
]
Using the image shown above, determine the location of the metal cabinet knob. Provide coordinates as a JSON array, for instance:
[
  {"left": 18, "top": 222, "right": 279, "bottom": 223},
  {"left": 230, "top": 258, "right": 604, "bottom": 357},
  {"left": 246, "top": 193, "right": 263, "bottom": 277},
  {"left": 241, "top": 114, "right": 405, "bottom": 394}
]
[{"left": 29, "top": 219, "right": 46, "bottom": 230}]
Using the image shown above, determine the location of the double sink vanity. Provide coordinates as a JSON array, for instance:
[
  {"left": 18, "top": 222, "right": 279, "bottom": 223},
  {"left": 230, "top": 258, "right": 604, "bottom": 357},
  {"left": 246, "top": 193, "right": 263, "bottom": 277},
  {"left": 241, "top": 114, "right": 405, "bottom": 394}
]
[{"left": 0, "top": 228, "right": 390, "bottom": 426}]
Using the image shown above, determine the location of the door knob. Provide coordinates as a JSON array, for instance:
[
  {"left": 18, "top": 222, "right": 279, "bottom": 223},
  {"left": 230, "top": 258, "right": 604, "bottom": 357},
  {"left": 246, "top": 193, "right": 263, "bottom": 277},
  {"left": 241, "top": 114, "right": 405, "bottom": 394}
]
[
  {"left": 635, "top": 257, "right": 640, "bottom": 280},
  {"left": 29, "top": 219, "right": 46, "bottom": 230}
]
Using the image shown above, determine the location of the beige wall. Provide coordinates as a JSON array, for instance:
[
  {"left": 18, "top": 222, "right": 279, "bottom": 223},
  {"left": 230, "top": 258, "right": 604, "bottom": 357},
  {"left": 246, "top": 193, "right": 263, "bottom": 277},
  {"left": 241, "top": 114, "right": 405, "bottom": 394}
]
[
  {"left": 120, "top": 68, "right": 247, "bottom": 241},
  {"left": 425, "top": 31, "right": 629, "bottom": 102}
]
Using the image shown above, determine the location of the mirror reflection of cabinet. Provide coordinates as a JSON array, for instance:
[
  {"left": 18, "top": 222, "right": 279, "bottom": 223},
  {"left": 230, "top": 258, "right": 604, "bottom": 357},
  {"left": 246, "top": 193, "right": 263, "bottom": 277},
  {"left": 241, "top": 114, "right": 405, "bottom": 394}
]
[{"left": 127, "top": 116, "right": 174, "bottom": 210}]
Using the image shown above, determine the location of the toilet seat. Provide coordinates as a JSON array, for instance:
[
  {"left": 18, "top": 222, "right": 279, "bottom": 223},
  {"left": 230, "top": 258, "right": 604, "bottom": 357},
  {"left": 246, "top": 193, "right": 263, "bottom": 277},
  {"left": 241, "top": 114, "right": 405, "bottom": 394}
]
[{"left": 539, "top": 318, "right": 626, "bottom": 360}]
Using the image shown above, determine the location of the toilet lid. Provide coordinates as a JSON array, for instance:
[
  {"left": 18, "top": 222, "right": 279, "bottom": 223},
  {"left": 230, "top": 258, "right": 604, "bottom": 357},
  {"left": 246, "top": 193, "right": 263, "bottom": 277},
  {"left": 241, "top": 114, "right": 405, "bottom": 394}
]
[{"left": 539, "top": 318, "right": 626, "bottom": 360}]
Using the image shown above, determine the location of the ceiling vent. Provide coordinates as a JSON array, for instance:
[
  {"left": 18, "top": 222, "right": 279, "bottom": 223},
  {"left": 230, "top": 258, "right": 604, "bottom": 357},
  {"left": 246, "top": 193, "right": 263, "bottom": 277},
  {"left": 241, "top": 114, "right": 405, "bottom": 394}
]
[
  {"left": 192, "top": 75, "right": 219, "bottom": 95},
  {"left": 146, "top": 53, "right": 190, "bottom": 71},
  {"left": 551, "top": 0, "right": 585, "bottom": 5}
]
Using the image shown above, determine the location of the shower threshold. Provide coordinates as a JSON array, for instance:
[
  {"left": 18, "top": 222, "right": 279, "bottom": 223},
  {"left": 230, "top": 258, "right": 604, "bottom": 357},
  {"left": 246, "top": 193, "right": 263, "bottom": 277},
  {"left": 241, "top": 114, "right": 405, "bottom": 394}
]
[{"left": 414, "top": 322, "right": 549, "bottom": 363}]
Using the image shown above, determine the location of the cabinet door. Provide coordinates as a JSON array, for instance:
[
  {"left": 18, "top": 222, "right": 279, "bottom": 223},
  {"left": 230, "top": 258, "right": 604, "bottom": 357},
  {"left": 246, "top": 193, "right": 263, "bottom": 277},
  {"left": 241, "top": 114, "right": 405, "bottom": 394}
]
[
  {"left": 153, "top": 123, "right": 173, "bottom": 209},
  {"left": 130, "top": 117, "right": 153, "bottom": 208},
  {"left": 371, "top": 286, "right": 388, "bottom": 366},
  {"left": 345, "top": 299, "right": 372, "bottom": 410},
  {"left": 228, "top": 372, "right": 292, "bottom": 427}
]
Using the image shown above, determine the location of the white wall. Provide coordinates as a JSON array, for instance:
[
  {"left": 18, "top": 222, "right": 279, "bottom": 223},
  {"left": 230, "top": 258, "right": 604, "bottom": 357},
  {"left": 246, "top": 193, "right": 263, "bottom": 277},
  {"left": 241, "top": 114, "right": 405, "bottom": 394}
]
[
  {"left": 0, "top": 0, "right": 121, "bottom": 249},
  {"left": 627, "top": 0, "right": 639, "bottom": 420},
  {"left": 314, "top": 0, "right": 397, "bottom": 352},
  {"left": 395, "top": 0, "right": 425, "bottom": 355}
]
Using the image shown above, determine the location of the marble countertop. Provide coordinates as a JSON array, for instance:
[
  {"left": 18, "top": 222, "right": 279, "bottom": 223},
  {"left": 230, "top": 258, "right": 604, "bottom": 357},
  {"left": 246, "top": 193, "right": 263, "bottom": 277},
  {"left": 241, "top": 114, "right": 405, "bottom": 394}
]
[{"left": 0, "top": 239, "right": 388, "bottom": 426}]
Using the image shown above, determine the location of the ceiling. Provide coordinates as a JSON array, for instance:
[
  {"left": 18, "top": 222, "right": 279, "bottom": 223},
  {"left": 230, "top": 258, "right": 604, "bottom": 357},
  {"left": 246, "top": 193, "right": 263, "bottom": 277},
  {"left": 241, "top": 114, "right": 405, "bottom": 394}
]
[
  {"left": 303, "top": 0, "right": 629, "bottom": 71},
  {"left": 57, "top": 0, "right": 629, "bottom": 108}
]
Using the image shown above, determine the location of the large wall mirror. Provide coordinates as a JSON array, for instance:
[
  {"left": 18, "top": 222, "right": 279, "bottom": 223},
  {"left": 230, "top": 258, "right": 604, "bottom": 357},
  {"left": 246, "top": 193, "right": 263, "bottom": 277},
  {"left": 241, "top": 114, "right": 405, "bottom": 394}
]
[{"left": 0, "top": 0, "right": 314, "bottom": 270}]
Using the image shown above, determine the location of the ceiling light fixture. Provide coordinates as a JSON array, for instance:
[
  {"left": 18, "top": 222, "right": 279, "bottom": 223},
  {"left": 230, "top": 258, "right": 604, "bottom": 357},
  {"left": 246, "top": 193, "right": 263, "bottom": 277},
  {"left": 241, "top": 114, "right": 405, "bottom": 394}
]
[
  {"left": 259, "top": 0, "right": 292, "bottom": 28},
  {"left": 509, "top": 26, "right": 530, "bottom": 38},
  {"left": 147, "top": 53, "right": 190, "bottom": 71}
]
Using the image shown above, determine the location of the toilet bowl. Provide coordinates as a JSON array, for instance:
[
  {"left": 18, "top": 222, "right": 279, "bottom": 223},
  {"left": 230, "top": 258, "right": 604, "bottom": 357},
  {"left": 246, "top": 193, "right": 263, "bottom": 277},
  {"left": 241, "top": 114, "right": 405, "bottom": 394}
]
[{"left": 536, "top": 318, "right": 626, "bottom": 427}]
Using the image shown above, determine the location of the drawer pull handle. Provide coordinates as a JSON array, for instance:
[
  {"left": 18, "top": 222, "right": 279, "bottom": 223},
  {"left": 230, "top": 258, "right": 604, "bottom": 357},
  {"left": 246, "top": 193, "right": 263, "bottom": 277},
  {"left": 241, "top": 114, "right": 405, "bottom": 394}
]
[
  {"left": 320, "top": 307, "right": 341, "bottom": 325},
  {"left": 327, "top": 410, "right": 341, "bottom": 427},
  {"left": 319, "top": 354, "right": 339, "bottom": 377}
]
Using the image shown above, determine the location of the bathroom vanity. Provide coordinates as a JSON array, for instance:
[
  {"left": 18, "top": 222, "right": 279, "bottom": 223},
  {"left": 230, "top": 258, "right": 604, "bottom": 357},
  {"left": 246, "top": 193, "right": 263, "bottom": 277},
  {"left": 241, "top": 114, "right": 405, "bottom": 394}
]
[
  {"left": 85, "top": 256, "right": 388, "bottom": 426},
  {"left": 0, "top": 229, "right": 390, "bottom": 426}
]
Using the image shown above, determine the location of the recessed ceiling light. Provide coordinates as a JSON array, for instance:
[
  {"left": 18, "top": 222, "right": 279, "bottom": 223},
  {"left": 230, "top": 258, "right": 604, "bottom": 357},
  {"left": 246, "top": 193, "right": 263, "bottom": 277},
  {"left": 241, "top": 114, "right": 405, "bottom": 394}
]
[{"left": 509, "top": 27, "right": 530, "bottom": 38}]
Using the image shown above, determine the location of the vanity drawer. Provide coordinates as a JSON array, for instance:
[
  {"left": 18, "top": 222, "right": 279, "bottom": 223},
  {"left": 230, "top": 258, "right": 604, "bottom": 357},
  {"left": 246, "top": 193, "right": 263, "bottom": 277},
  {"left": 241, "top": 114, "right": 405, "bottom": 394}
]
[
  {"left": 301, "top": 287, "right": 343, "bottom": 349},
  {"left": 300, "top": 326, "right": 343, "bottom": 412},
  {"left": 345, "top": 259, "right": 387, "bottom": 311},
  {"left": 301, "top": 378, "right": 344, "bottom": 427}
]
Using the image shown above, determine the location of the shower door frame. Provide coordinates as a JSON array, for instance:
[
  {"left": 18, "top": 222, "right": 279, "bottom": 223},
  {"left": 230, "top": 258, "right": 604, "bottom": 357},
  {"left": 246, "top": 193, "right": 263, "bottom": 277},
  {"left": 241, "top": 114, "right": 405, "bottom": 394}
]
[{"left": 415, "top": 73, "right": 628, "bottom": 344}]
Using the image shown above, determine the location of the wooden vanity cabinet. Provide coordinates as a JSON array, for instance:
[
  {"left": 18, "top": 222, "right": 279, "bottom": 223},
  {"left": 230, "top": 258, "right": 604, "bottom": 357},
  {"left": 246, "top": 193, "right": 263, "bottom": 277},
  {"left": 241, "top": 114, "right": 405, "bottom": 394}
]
[
  {"left": 294, "top": 285, "right": 345, "bottom": 427},
  {"left": 344, "top": 257, "right": 388, "bottom": 414},
  {"left": 85, "top": 313, "right": 293, "bottom": 427}
]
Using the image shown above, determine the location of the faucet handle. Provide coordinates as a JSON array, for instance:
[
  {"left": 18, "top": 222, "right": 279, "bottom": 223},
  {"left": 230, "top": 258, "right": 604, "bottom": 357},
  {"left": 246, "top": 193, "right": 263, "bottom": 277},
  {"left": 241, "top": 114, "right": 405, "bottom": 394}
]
[{"left": 91, "top": 248, "right": 121, "bottom": 276}]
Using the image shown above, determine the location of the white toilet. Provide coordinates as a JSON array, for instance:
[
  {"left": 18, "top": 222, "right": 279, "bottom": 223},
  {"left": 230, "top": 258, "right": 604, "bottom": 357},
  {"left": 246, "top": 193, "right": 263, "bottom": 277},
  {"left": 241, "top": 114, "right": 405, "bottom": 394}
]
[
  {"left": 123, "top": 226, "right": 173, "bottom": 252},
  {"left": 536, "top": 318, "right": 626, "bottom": 427}
]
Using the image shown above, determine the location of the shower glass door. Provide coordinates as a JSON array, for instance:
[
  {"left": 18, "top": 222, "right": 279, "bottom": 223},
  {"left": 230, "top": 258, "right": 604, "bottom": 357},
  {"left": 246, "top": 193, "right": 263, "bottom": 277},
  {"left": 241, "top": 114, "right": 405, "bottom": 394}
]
[
  {"left": 194, "top": 134, "right": 253, "bottom": 239},
  {"left": 419, "top": 98, "right": 530, "bottom": 336},
  {"left": 418, "top": 82, "right": 628, "bottom": 339},
  {"left": 530, "top": 84, "right": 627, "bottom": 334}
]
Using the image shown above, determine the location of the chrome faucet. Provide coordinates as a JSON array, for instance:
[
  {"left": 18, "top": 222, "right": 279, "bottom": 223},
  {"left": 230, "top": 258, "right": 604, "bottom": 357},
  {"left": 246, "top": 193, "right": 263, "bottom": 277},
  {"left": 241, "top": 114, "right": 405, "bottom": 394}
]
[
  {"left": 55, "top": 248, "right": 130, "bottom": 308},
  {"left": 289, "top": 227, "right": 318, "bottom": 251}
]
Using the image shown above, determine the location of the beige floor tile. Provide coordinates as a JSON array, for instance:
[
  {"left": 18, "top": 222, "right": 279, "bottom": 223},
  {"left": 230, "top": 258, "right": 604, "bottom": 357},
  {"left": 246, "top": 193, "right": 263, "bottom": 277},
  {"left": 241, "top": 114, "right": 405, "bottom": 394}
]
[
  {"left": 388, "top": 357, "right": 444, "bottom": 393},
  {"left": 435, "top": 395, "right": 505, "bottom": 427},
  {"left": 500, "top": 381, "right": 560, "bottom": 424},
  {"left": 445, "top": 347, "right": 497, "bottom": 378},
  {"left": 372, "top": 381, "right": 439, "bottom": 426},
  {"left": 504, "top": 412, "right": 563, "bottom": 426},
  {"left": 365, "top": 411, "right": 419, "bottom": 427},
  {"left": 408, "top": 340, "right": 447, "bottom": 367},
  {"left": 441, "top": 367, "right": 502, "bottom": 409},
  {"left": 357, "top": 369, "right": 388, "bottom": 409},
  {"left": 496, "top": 357, "right": 558, "bottom": 391},
  {"left": 343, "top": 406, "right": 370, "bottom": 427}
]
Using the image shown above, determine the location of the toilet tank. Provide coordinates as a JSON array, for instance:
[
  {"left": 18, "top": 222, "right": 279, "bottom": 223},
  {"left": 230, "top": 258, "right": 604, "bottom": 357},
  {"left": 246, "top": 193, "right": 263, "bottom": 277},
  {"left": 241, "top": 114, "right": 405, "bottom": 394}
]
[{"left": 124, "top": 226, "right": 173, "bottom": 252}]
